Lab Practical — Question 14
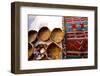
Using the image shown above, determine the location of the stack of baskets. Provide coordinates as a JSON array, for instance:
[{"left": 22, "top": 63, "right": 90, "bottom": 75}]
[{"left": 28, "top": 26, "right": 64, "bottom": 60}]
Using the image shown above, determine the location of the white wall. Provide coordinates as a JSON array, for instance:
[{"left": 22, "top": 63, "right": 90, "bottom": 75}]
[{"left": 0, "top": 0, "right": 99, "bottom": 76}]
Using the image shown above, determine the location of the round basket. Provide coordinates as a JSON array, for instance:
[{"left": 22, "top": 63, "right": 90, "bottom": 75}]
[
  {"left": 28, "top": 30, "right": 37, "bottom": 43},
  {"left": 28, "top": 43, "right": 33, "bottom": 59},
  {"left": 37, "top": 27, "right": 51, "bottom": 41},
  {"left": 47, "top": 43, "right": 61, "bottom": 59},
  {"left": 51, "top": 28, "right": 64, "bottom": 43}
]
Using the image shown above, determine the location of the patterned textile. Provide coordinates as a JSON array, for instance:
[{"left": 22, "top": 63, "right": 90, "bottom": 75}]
[{"left": 63, "top": 17, "right": 88, "bottom": 59}]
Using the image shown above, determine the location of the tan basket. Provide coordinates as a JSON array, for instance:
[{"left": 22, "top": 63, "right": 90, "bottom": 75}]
[
  {"left": 28, "top": 43, "right": 33, "bottom": 59},
  {"left": 47, "top": 43, "right": 61, "bottom": 59},
  {"left": 51, "top": 28, "right": 64, "bottom": 43},
  {"left": 37, "top": 27, "right": 51, "bottom": 41},
  {"left": 28, "top": 30, "right": 37, "bottom": 43}
]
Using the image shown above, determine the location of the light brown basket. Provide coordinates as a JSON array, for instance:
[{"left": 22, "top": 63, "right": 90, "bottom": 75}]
[
  {"left": 37, "top": 27, "right": 51, "bottom": 41},
  {"left": 28, "top": 43, "right": 34, "bottom": 59},
  {"left": 51, "top": 28, "right": 64, "bottom": 43},
  {"left": 47, "top": 42, "right": 61, "bottom": 59},
  {"left": 28, "top": 30, "right": 37, "bottom": 43}
]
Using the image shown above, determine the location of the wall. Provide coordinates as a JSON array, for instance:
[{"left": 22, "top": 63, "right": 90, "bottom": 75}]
[{"left": 0, "top": 0, "right": 99, "bottom": 76}]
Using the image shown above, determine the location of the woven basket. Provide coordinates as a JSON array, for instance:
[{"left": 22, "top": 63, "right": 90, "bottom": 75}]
[
  {"left": 51, "top": 28, "right": 64, "bottom": 43},
  {"left": 47, "top": 43, "right": 61, "bottom": 59},
  {"left": 37, "top": 27, "right": 51, "bottom": 41},
  {"left": 28, "top": 43, "right": 34, "bottom": 59},
  {"left": 28, "top": 30, "right": 37, "bottom": 43}
]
